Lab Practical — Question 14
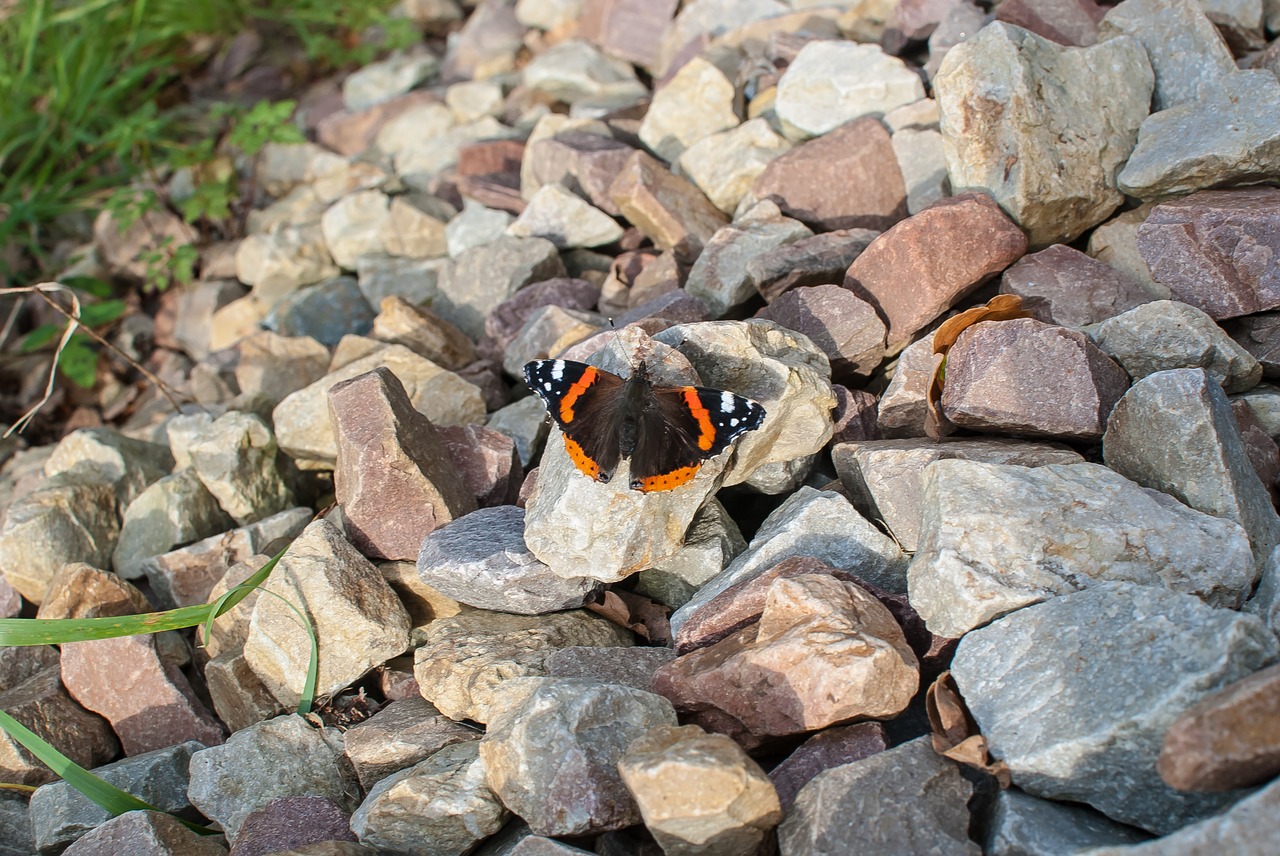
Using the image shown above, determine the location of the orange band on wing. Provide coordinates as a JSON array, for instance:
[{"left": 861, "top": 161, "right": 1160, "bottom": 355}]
[
  {"left": 563, "top": 436, "right": 601, "bottom": 479},
  {"left": 682, "top": 388, "right": 715, "bottom": 451},
  {"left": 633, "top": 463, "right": 701, "bottom": 492},
  {"left": 559, "top": 366, "right": 599, "bottom": 423}
]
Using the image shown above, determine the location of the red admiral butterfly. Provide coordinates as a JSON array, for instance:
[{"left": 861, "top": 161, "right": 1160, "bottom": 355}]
[{"left": 523, "top": 358, "right": 767, "bottom": 492}]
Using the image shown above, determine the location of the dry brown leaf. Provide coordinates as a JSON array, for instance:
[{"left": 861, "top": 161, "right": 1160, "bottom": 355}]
[
  {"left": 926, "top": 670, "right": 1012, "bottom": 787},
  {"left": 585, "top": 588, "right": 672, "bottom": 646}
]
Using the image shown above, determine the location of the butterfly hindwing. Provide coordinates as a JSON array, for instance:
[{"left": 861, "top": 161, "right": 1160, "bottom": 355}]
[
  {"left": 524, "top": 359, "right": 626, "bottom": 483},
  {"left": 629, "top": 384, "right": 766, "bottom": 492}
]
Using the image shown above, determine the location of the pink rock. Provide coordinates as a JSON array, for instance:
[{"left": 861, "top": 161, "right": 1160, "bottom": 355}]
[
  {"left": 229, "top": 796, "right": 356, "bottom": 856},
  {"left": 831, "top": 386, "right": 881, "bottom": 445},
  {"left": 527, "top": 131, "right": 638, "bottom": 216},
  {"left": 579, "top": 0, "right": 678, "bottom": 68},
  {"left": 770, "top": 722, "right": 889, "bottom": 810},
  {"left": 756, "top": 285, "right": 886, "bottom": 380},
  {"left": 315, "top": 91, "right": 438, "bottom": 157},
  {"left": 437, "top": 423, "right": 523, "bottom": 508},
  {"left": 994, "top": 0, "right": 1106, "bottom": 46},
  {"left": 999, "top": 244, "right": 1150, "bottom": 327}
]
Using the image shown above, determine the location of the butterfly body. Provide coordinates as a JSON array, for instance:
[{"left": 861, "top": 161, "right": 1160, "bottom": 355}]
[{"left": 523, "top": 358, "right": 767, "bottom": 492}]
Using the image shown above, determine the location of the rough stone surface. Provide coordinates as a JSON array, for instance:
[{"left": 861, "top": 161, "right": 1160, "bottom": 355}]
[
  {"left": 417, "top": 505, "right": 598, "bottom": 614},
  {"left": 985, "top": 787, "right": 1152, "bottom": 855},
  {"left": 230, "top": 796, "right": 357, "bottom": 856},
  {"left": 609, "top": 151, "right": 729, "bottom": 263},
  {"left": 951, "top": 583, "right": 1278, "bottom": 833},
  {"left": 833, "top": 437, "right": 1083, "bottom": 552},
  {"left": 1226, "top": 312, "right": 1280, "bottom": 379},
  {"left": 546, "top": 646, "right": 676, "bottom": 691},
  {"left": 343, "top": 697, "right": 479, "bottom": 792},
  {"left": 1158, "top": 661, "right": 1280, "bottom": 792},
  {"left": 436, "top": 423, "right": 523, "bottom": 508},
  {"left": 685, "top": 210, "right": 812, "bottom": 317},
  {"left": 769, "top": 722, "right": 889, "bottom": 812},
  {"left": 244, "top": 519, "right": 412, "bottom": 706},
  {"left": 507, "top": 184, "right": 625, "bottom": 249},
  {"left": 891, "top": 126, "right": 951, "bottom": 214},
  {"left": 752, "top": 117, "right": 907, "bottom": 233},
  {"left": 370, "top": 296, "right": 476, "bottom": 370},
  {"left": 436, "top": 235, "right": 566, "bottom": 338},
  {"left": 479, "top": 678, "right": 678, "bottom": 836},
  {"left": 654, "top": 574, "right": 919, "bottom": 741},
  {"left": 188, "top": 714, "right": 358, "bottom": 842},
  {"left": 1105, "top": 368, "right": 1280, "bottom": 567},
  {"left": 676, "top": 118, "right": 792, "bottom": 215},
  {"left": 60, "top": 810, "right": 227, "bottom": 856},
  {"left": 638, "top": 55, "right": 739, "bottom": 162},
  {"left": 188, "top": 411, "right": 295, "bottom": 525},
  {"left": 775, "top": 41, "right": 925, "bottom": 138},
  {"left": 350, "top": 741, "right": 507, "bottom": 856},
  {"left": 1091, "top": 300, "right": 1263, "bottom": 393},
  {"left": 935, "top": 21, "right": 1152, "bottom": 246},
  {"left": 777, "top": 737, "right": 979, "bottom": 856},
  {"left": 414, "top": 609, "right": 632, "bottom": 722},
  {"left": 330, "top": 367, "right": 476, "bottom": 560},
  {"left": 844, "top": 192, "right": 1028, "bottom": 346},
  {"left": 0, "top": 669, "right": 118, "bottom": 786},
  {"left": 941, "top": 317, "right": 1130, "bottom": 441},
  {"left": 1135, "top": 188, "right": 1280, "bottom": 321},
  {"left": 756, "top": 284, "right": 886, "bottom": 379},
  {"left": 748, "top": 229, "right": 880, "bottom": 303},
  {"left": 617, "top": 724, "right": 782, "bottom": 856},
  {"left": 999, "top": 243, "right": 1151, "bottom": 327},
  {"left": 908, "top": 460, "right": 1256, "bottom": 638}
]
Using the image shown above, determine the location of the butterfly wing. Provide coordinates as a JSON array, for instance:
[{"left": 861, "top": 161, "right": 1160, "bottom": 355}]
[
  {"left": 523, "top": 359, "right": 626, "bottom": 483},
  {"left": 629, "top": 385, "right": 766, "bottom": 492}
]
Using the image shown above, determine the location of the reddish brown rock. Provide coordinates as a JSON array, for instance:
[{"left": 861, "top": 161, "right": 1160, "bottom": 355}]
[
  {"left": 1231, "top": 400, "right": 1280, "bottom": 506},
  {"left": 753, "top": 119, "right": 906, "bottom": 233},
  {"left": 941, "top": 317, "right": 1130, "bottom": 441},
  {"left": 1159, "top": 662, "right": 1280, "bottom": 791},
  {"left": 37, "top": 562, "right": 151, "bottom": 620},
  {"left": 483, "top": 278, "right": 602, "bottom": 357},
  {"left": 999, "top": 244, "right": 1150, "bottom": 327},
  {"left": 616, "top": 290, "right": 710, "bottom": 326},
  {"left": 457, "top": 139, "right": 525, "bottom": 178},
  {"left": 329, "top": 367, "right": 476, "bottom": 560},
  {"left": 371, "top": 296, "right": 477, "bottom": 370},
  {"left": 831, "top": 386, "right": 881, "bottom": 445},
  {"left": 0, "top": 669, "right": 118, "bottom": 785},
  {"left": 845, "top": 192, "right": 1029, "bottom": 346},
  {"left": 994, "top": 0, "right": 1105, "bottom": 46},
  {"left": 316, "top": 91, "right": 438, "bottom": 157},
  {"left": 1137, "top": 187, "right": 1280, "bottom": 320},
  {"left": 579, "top": 0, "right": 678, "bottom": 68},
  {"left": 230, "top": 797, "right": 357, "bottom": 856},
  {"left": 437, "top": 423, "right": 522, "bottom": 508},
  {"left": 756, "top": 285, "right": 886, "bottom": 379},
  {"left": 527, "top": 131, "right": 637, "bottom": 216},
  {"left": 457, "top": 172, "right": 525, "bottom": 215},
  {"left": 889, "top": 0, "right": 965, "bottom": 43},
  {"left": 769, "top": 722, "right": 889, "bottom": 810},
  {"left": 654, "top": 573, "right": 919, "bottom": 744},
  {"left": 1225, "top": 313, "right": 1280, "bottom": 378},
  {"left": 609, "top": 151, "right": 728, "bottom": 263},
  {"left": 749, "top": 229, "right": 881, "bottom": 303}
]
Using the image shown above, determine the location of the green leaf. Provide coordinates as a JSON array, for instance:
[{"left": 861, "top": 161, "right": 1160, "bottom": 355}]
[
  {"left": 61, "top": 276, "right": 112, "bottom": 298},
  {"left": 78, "top": 299, "right": 127, "bottom": 328},
  {"left": 19, "top": 324, "right": 61, "bottom": 352},
  {"left": 57, "top": 335, "right": 98, "bottom": 389},
  {"left": 0, "top": 707, "right": 217, "bottom": 835}
]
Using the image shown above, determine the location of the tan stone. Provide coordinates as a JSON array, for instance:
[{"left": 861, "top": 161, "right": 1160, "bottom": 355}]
[
  {"left": 371, "top": 297, "right": 476, "bottom": 370},
  {"left": 609, "top": 151, "right": 728, "bottom": 263}
]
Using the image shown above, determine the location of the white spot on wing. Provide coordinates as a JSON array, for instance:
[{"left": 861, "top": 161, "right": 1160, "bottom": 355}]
[
  {"left": 721, "top": 391, "right": 735, "bottom": 411},
  {"left": 551, "top": 360, "right": 565, "bottom": 381}
]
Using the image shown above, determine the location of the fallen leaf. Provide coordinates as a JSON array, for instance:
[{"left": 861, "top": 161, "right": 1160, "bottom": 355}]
[
  {"left": 926, "top": 670, "right": 1012, "bottom": 787},
  {"left": 585, "top": 588, "right": 672, "bottom": 646}
]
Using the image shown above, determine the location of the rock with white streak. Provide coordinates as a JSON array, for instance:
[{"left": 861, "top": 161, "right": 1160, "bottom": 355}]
[
  {"left": 950, "top": 583, "right": 1277, "bottom": 833},
  {"left": 907, "top": 460, "right": 1257, "bottom": 638}
]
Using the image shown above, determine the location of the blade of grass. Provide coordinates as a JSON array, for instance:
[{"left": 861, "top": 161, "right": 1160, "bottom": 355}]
[{"left": 0, "top": 708, "right": 217, "bottom": 835}]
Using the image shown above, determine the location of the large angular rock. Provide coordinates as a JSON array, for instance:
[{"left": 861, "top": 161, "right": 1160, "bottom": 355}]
[
  {"left": 774, "top": 41, "right": 924, "bottom": 138},
  {"left": 244, "top": 520, "right": 412, "bottom": 707},
  {"left": 112, "top": 468, "right": 232, "bottom": 579},
  {"left": 984, "top": 788, "right": 1152, "bottom": 854},
  {"left": 768, "top": 722, "right": 889, "bottom": 812},
  {"left": 479, "top": 678, "right": 678, "bottom": 836},
  {"left": 1134, "top": 188, "right": 1280, "bottom": 320},
  {"left": 999, "top": 243, "right": 1150, "bottom": 327},
  {"left": 676, "top": 118, "right": 792, "bottom": 214},
  {"left": 778, "top": 737, "right": 978, "bottom": 856},
  {"left": 188, "top": 411, "right": 294, "bottom": 525},
  {"left": 951, "top": 583, "right": 1278, "bottom": 833},
  {"left": 907, "top": 460, "right": 1257, "bottom": 638},
  {"left": 748, "top": 229, "right": 880, "bottom": 303},
  {"left": 342, "top": 697, "right": 479, "bottom": 792},
  {"left": 756, "top": 285, "right": 886, "bottom": 379},
  {"left": 935, "top": 21, "right": 1152, "bottom": 246},
  {"left": 844, "top": 192, "right": 1027, "bottom": 347},
  {"left": 638, "top": 55, "right": 739, "bottom": 162},
  {"left": 60, "top": 810, "right": 227, "bottom": 856},
  {"left": 940, "top": 317, "right": 1130, "bottom": 440},
  {"left": 608, "top": 151, "right": 728, "bottom": 263},
  {"left": 1105, "top": 368, "right": 1280, "bottom": 567},
  {"left": 684, "top": 209, "right": 812, "bottom": 317},
  {"left": 0, "top": 669, "right": 118, "bottom": 786},
  {"left": 44, "top": 427, "right": 173, "bottom": 507},
  {"left": 436, "top": 235, "right": 566, "bottom": 338}
]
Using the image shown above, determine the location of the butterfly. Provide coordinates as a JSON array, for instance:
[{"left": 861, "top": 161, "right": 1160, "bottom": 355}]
[{"left": 523, "top": 358, "right": 767, "bottom": 492}]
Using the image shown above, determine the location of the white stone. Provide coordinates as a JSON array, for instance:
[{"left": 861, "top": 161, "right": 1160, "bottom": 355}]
[
  {"left": 507, "top": 184, "right": 624, "bottom": 248},
  {"left": 676, "top": 118, "right": 792, "bottom": 214},
  {"left": 446, "top": 199, "right": 515, "bottom": 258},
  {"left": 522, "top": 39, "right": 647, "bottom": 106},
  {"left": 639, "top": 56, "right": 740, "bottom": 162},
  {"left": 343, "top": 50, "right": 439, "bottom": 112},
  {"left": 775, "top": 41, "right": 925, "bottom": 139},
  {"left": 321, "top": 190, "right": 391, "bottom": 270},
  {"left": 891, "top": 127, "right": 950, "bottom": 214}
]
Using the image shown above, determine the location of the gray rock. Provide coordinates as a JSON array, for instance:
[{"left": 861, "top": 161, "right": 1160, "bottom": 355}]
[
  {"left": 0, "top": 471, "right": 119, "bottom": 602},
  {"left": 380, "top": 194, "right": 452, "bottom": 260},
  {"left": 775, "top": 41, "right": 925, "bottom": 139},
  {"left": 669, "top": 487, "right": 907, "bottom": 639},
  {"left": 833, "top": 437, "right": 1083, "bottom": 553},
  {"left": 112, "top": 468, "right": 234, "bottom": 589},
  {"left": 342, "top": 697, "right": 478, "bottom": 792},
  {"left": 320, "top": 190, "right": 391, "bottom": 270},
  {"left": 999, "top": 243, "right": 1151, "bottom": 328},
  {"left": 414, "top": 609, "right": 632, "bottom": 722},
  {"left": 1105, "top": 368, "right": 1280, "bottom": 567},
  {"left": 522, "top": 39, "right": 646, "bottom": 109},
  {"left": 479, "top": 678, "right": 678, "bottom": 836},
  {"left": 547, "top": 646, "right": 677, "bottom": 692},
  {"left": 235, "top": 224, "right": 339, "bottom": 304},
  {"left": 343, "top": 49, "right": 438, "bottom": 112},
  {"left": 876, "top": 338, "right": 935, "bottom": 439},
  {"left": 1090, "top": 301, "right": 1262, "bottom": 393},
  {"left": 908, "top": 460, "right": 1256, "bottom": 638},
  {"left": 985, "top": 788, "right": 1152, "bottom": 855},
  {"left": 417, "top": 505, "right": 599, "bottom": 614},
  {"left": 44, "top": 427, "right": 174, "bottom": 507},
  {"left": 244, "top": 519, "right": 411, "bottom": 707},
  {"left": 188, "top": 412, "right": 294, "bottom": 526},
  {"left": 188, "top": 714, "right": 358, "bottom": 842},
  {"left": 778, "top": 736, "right": 979, "bottom": 856},
  {"left": 31, "top": 742, "right": 202, "bottom": 853},
  {"left": 1085, "top": 774, "right": 1280, "bottom": 855},
  {"left": 0, "top": 792, "right": 32, "bottom": 856},
  {"left": 935, "top": 21, "right": 1152, "bottom": 246},
  {"left": 501, "top": 305, "right": 604, "bottom": 379},
  {"left": 350, "top": 741, "right": 507, "bottom": 856},
  {"left": 1098, "top": 0, "right": 1237, "bottom": 111},
  {"left": 951, "top": 583, "right": 1278, "bottom": 833},
  {"left": 436, "top": 236, "right": 566, "bottom": 338},
  {"left": 486, "top": 395, "right": 551, "bottom": 468},
  {"left": 446, "top": 200, "right": 515, "bottom": 258},
  {"left": 355, "top": 254, "right": 449, "bottom": 309},
  {"left": 262, "top": 275, "right": 376, "bottom": 347},
  {"left": 1226, "top": 312, "right": 1280, "bottom": 379},
  {"left": 685, "top": 209, "right": 813, "bottom": 317},
  {"left": 635, "top": 499, "right": 746, "bottom": 608},
  {"left": 1117, "top": 71, "right": 1280, "bottom": 199},
  {"left": 60, "top": 810, "right": 226, "bottom": 856},
  {"left": 506, "top": 184, "right": 624, "bottom": 249},
  {"left": 891, "top": 127, "right": 950, "bottom": 214}
]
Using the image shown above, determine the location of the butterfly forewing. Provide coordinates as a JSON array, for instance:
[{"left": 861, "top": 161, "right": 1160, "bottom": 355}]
[{"left": 524, "top": 359, "right": 626, "bottom": 483}]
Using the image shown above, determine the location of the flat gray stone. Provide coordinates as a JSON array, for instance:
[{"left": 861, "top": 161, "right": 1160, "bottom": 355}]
[
  {"left": 984, "top": 788, "right": 1152, "bottom": 855},
  {"left": 60, "top": 810, "right": 226, "bottom": 856},
  {"left": 908, "top": 460, "right": 1256, "bottom": 638},
  {"left": 436, "top": 236, "right": 566, "bottom": 338},
  {"left": 951, "top": 583, "right": 1279, "bottom": 834},
  {"left": 262, "top": 275, "right": 376, "bottom": 347},
  {"left": 684, "top": 207, "right": 812, "bottom": 318},
  {"left": 342, "top": 697, "right": 480, "bottom": 792},
  {"left": 1104, "top": 368, "right": 1280, "bottom": 568},
  {"left": 417, "top": 506, "right": 600, "bottom": 614}
]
